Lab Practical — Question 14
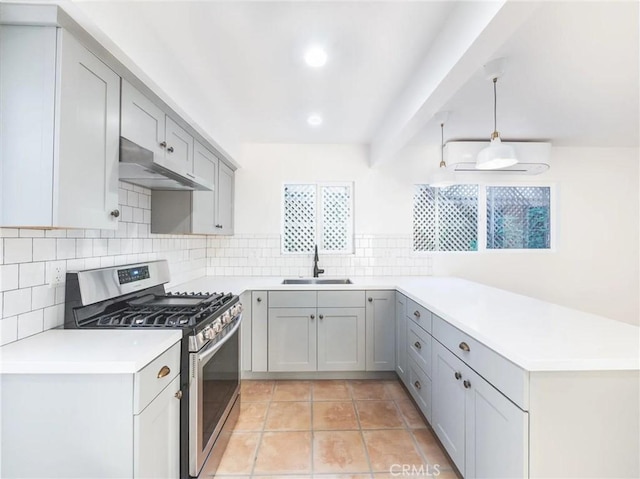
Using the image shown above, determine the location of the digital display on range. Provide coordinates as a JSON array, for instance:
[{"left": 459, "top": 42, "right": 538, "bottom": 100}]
[{"left": 117, "top": 265, "right": 150, "bottom": 285}]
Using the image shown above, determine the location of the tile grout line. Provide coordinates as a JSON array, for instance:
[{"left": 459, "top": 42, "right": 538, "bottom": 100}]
[{"left": 349, "top": 380, "right": 375, "bottom": 477}]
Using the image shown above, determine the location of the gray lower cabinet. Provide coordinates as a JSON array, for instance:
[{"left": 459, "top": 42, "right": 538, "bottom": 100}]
[
  {"left": 395, "top": 292, "right": 408, "bottom": 381},
  {"left": 317, "top": 307, "right": 366, "bottom": 371},
  {"left": 365, "top": 290, "right": 396, "bottom": 371},
  {"left": 268, "top": 307, "right": 317, "bottom": 372},
  {"left": 251, "top": 291, "right": 268, "bottom": 372}
]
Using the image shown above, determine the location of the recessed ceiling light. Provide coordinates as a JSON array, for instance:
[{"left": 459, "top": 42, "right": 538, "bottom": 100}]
[
  {"left": 307, "top": 114, "right": 323, "bottom": 126},
  {"left": 304, "top": 46, "right": 327, "bottom": 68}
]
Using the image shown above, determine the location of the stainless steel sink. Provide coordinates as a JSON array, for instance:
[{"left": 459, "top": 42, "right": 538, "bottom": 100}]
[{"left": 281, "top": 278, "right": 353, "bottom": 285}]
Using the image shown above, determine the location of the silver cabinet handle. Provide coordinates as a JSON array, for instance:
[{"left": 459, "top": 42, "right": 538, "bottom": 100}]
[
  {"left": 215, "top": 224, "right": 223, "bottom": 229},
  {"left": 414, "top": 310, "right": 420, "bottom": 318},
  {"left": 414, "top": 380, "right": 421, "bottom": 390},
  {"left": 310, "top": 314, "right": 315, "bottom": 320},
  {"left": 110, "top": 209, "right": 120, "bottom": 218},
  {"left": 175, "top": 390, "right": 183, "bottom": 400},
  {"left": 463, "top": 380, "right": 471, "bottom": 389},
  {"left": 160, "top": 141, "right": 167, "bottom": 148},
  {"left": 167, "top": 146, "right": 174, "bottom": 153},
  {"left": 368, "top": 297, "right": 373, "bottom": 302},
  {"left": 256, "top": 297, "right": 262, "bottom": 303},
  {"left": 414, "top": 341, "right": 422, "bottom": 350},
  {"left": 459, "top": 342, "right": 470, "bottom": 352},
  {"left": 454, "top": 371, "right": 462, "bottom": 380}
]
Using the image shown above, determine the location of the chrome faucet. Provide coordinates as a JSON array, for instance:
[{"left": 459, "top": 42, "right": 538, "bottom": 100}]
[{"left": 313, "top": 245, "right": 324, "bottom": 278}]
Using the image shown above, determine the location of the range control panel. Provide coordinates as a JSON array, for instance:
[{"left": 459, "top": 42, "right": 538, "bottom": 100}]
[{"left": 117, "top": 265, "right": 150, "bottom": 285}]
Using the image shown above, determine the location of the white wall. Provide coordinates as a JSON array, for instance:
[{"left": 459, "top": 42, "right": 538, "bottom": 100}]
[{"left": 232, "top": 143, "right": 639, "bottom": 325}]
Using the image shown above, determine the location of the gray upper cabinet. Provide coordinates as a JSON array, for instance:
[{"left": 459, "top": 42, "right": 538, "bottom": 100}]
[
  {"left": 1, "top": 26, "right": 120, "bottom": 229},
  {"left": 191, "top": 141, "right": 219, "bottom": 234},
  {"left": 216, "top": 162, "right": 235, "bottom": 235},
  {"left": 164, "top": 116, "right": 194, "bottom": 176},
  {"left": 120, "top": 79, "right": 166, "bottom": 161}
]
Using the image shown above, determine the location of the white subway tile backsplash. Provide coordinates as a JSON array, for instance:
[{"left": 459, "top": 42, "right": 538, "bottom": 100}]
[
  {"left": 1, "top": 316, "right": 18, "bottom": 346},
  {"left": 0, "top": 229, "right": 19, "bottom": 238},
  {"left": 56, "top": 239, "right": 76, "bottom": 259},
  {"left": 32, "top": 285, "right": 56, "bottom": 310},
  {"left": 127, "top": 190, "right": 139, "bottom": 207},
  {"left": 33, "top": 238, "right": 56, "bottom": 261},
  {"left": 17, "top": 309, "right": 43, "bottom": 339},
  {"left": 1, "top": 265, "right": 19, "bottom": 292},
  {"left": 76, "top": 239, "right": 93, "bottom": 258},
  {"left": 3, "top": 288, "right": 32, "bottom": 317},
  {"left": 18, "top": 262, "right": 45, "bottom": 288},
  {"left": 19, "top": 229, "right": 45, "bottom": 238},
  {"left": 5, "top": 238, "right": 33, "bottom": 264},
  {"left": 43, "top": 304, "right": 64, "bottom": 330},
  {"left": 45, "top": 229, "right": 67, "bottom": 238}
]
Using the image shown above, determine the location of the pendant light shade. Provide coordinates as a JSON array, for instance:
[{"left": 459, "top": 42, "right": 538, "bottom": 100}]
[
  {"left": 429, "top": 117, "right": 456, "bottom": 188},
  {"left": 476, "top": 65, "right": 518, "bottom": 170}
]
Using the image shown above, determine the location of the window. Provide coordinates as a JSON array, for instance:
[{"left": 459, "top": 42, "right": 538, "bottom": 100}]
[
  {"left": 283, "top": 183, "right": 353, "bottom": 254},
  {"left": 486, "top": 186, "right": 551, "bottom": 249},
  {"left": 413, "top": 184, "right": 552, "bottom": 252},
  {"left": 413, "top": 185, "right": 478, "bottom": 251}
]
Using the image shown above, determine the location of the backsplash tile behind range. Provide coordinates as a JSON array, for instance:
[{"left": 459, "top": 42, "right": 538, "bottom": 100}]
[{"left": 0, "top": 182, "right": 207, "bottom": 346}]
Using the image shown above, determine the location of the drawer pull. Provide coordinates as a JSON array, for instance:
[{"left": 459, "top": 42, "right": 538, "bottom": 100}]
[
  {"left": 414, "top": 341, "right": 422, "bottom": 350},
  {"left": 157, "top": 366, "right": 171, "bottom": 378},
  {"left": 310, "top": 314, "right": 315, "bottom": 320},
  {"left": 175, "top": 390, "right": 183, "bottom": 400},
  {"left": 256, "top": 297, "right": 262, "bottom": 302},
  {"left": 319, "top": 314, "right": 324, "bottom": 320},
  {"left": 368, "top": 297, "right": 373, "bottom": 302},
  {"left": 463, "top": 380, "right": 471, "bottom": 389},
  {"left": 414, "top": 310, "right": 421, "bottom": 318},
  {"left": 414, "top": 380, "right": 422, "bottom": 390},
  {"left": 454, "top": 371, "right": 462, "bottom": 380},
  {"left": 459, "top": 342, "right": 470, "bottom": 352}
]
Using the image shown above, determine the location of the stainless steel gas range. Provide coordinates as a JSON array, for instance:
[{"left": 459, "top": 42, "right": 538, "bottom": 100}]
[{"left": 63, "top": 260, "right": 242, "bottom": 478}]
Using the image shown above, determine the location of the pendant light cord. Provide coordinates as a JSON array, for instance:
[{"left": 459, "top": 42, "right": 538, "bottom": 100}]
[
  {"left": 493, "top": 77, "right": 498, "bottom": 134},
  {"left": 439, "top": 122, "right": 446, "bottom": 168}
]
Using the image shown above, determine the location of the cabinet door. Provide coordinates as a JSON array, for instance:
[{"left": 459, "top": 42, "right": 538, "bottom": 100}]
[
  {"left": 268, "top": 307, "right": 317, "bottom": 372},
  {"left": 134, "top": 375, "right": 180, "bottom": 479},
  {"left": 318, "top": 307, "right": 365, "bottom": 371},
  {"left": 192, "top": 140, "right": 219, "bottom": 234},
  {"left": 365, "top": 290, "right": 396, "bottom": 371},
  {"left": 120, "top": 79, "right": 166, "bottom": 160},
  {"left": 395, "top": 292, "right": 408, "bottom": 381},
  {"left": 216, "top": 162, "right": 234, "bottom": 235},
  {"left": 251, "top": 291, "right": 268, "bottom": 372},
  {"left": 465, "top": 368, "right": 528, "bottom": 479},
  {"left": 432, "top": 340, "right": 466, "bottom": 475},
  {"left": 165, "top": 116, "right": 194, "bottom": 175},
  {"left": 56, "top": 29, "right": 120, "bottom": 229}
]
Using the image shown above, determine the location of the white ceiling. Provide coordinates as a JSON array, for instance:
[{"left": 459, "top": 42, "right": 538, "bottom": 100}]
[{"left": 65, "top": 0, "right": 639, "bottom": 159}]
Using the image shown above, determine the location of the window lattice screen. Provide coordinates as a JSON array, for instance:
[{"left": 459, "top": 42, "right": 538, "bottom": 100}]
[
  {"left": 321, "top": 185, "right": 351, "bottom": 251},
  {"left": 413, "top": 185, "right": 478, "bottom": 251},
  {"left": 487, "top": 186, "right": 550, "bottom": 249},
  {"left": 283, "top": 184, "right": 316, "bottom": 253}
]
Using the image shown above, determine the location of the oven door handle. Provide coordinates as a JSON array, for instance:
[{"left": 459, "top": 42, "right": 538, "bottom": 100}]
[{"left": 198, "top": 315, "right": 242, "bottom": 364}]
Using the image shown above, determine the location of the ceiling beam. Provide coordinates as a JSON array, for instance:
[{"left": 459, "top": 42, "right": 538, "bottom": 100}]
[{"left": 368, "top": 1, "right": 540, "bottom": 167}]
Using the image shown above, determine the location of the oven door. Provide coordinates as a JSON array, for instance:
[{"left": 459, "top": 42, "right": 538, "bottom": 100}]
[{"left": 189, "top": 316, "right": 241, "bottom": 477}]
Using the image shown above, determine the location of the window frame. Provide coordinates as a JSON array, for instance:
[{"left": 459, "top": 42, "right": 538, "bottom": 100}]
[
  {"left": 412, "top": 180, "right": 557, "bottom": 254},
  {"left": 281, "top": 181, "right": 354, "bottom": 255}
]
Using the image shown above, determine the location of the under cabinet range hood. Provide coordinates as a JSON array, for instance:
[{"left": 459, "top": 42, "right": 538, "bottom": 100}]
[
  {"left": 444, "top": 141, "right": 552, "bottom": 174},
  {"left": 118, "top": 137, "right": 214, "bottom": 191}
]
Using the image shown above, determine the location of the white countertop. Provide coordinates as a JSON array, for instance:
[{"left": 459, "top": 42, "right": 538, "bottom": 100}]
[
  {"left": 0, "top": 329, "right": 182, "bottom": 374},
  {"left": 173, "top": 275, "right": 640, "bottom": 372}
]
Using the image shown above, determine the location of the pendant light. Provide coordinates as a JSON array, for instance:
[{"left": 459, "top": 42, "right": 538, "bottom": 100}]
[
  {"left": 476, "top": 59, "right": 518, "bottom": 170},
  {"left": 429, "top": 114, "right": 456, "bottom": 188}
]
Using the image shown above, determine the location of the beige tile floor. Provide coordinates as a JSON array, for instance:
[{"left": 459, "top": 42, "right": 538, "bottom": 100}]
[{"left": 200, "top": 379, "right": 460, "bottom": 479}]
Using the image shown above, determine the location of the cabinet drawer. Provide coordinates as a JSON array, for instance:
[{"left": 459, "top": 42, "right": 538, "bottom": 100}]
[
  {"left": 408, "top": 321, "right": 432, "bottom": 377},
  {"left": 134, "top": 342, "right": 181, "bottom": 414},
  {"left": 407, "top": 358, "right": 432, "bottom": 423},
  {"left": 433, "top": 315, "right": 528, "bottom": 410},
  {"left": 406, "top": 298, "right": 432, "bottom": 333},
  {"left": 269, "top": 291, "right": 317, "bottom": 308},
  {"left": 318, "top": 290, "right": 365, "bottom": 308}
]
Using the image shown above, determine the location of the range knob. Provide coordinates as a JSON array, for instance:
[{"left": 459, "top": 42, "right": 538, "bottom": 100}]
[
  {"left": 221, "top": 311, "right": 232, "bottom": 324},
  {"left": 232, "top": 303, "right": 243, "bottom": 316},
  {"left": 203, "top": 326, "right": 215, "bottom": 340},
  {"left": 212, "top": 320, "right": 223, "bottom": 333}
]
